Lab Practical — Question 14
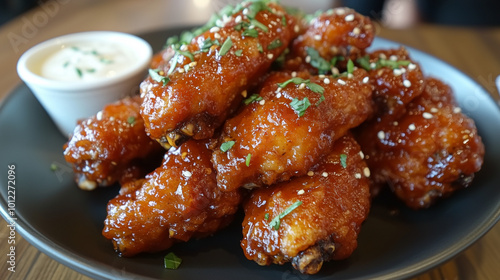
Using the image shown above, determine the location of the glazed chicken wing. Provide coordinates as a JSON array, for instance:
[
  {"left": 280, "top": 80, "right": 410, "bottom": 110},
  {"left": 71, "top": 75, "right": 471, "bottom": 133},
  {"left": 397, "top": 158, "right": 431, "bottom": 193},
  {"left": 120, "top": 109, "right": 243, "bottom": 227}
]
[
  {"left": 102, "top": 139, "right": 242, "bottom": 257},
  {"left": 356, "top": 77, "right": 485, "bottom": 209},
  {"left": 212, "top": 69, "right": 373, "bottom": 192},
  {"left": 284, "top": 8, "right": 375, "bottom": 74},
  {"left": 140, "top": 1, "right": 299, "bottom": 148},
  {"left": 63, "top": 96, "right": 163, "bottom": 190},
  {"left": 241, "top": 134, "right": 371, "bottom": 274},
  {"left": 361, "top": 47, "right": 425, "bottom": 120}
]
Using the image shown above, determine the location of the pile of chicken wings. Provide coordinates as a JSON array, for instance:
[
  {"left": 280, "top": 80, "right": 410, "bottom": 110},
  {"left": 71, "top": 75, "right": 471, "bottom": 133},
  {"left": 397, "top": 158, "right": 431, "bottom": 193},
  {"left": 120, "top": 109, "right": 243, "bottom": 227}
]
[{"left": 63, "top": 1, "right": 484, "bottom": 274}]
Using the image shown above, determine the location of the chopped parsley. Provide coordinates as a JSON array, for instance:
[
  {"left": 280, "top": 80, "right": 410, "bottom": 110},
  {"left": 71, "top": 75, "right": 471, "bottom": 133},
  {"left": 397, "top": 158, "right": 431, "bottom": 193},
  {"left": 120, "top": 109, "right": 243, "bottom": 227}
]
[
  {"left": 347, "top": 59, "right": 354, "bottom": 74},
  {"left": 243, "top": 94, "right": 263, "bottom": 105},
  {"left": 269, "top": 201, "right": 303, "bottom": 230},
  {"left": 245, "top": 153, "right": 252, "bottom": 167},
  {"left": 242, "top": 28, "right": 259, "bottom": 38},
  {"left": 306, "top": 47, "right": 331, "bottom": 74},
  {"left": 235, "top": 49, "right": 243, "bottom": 56},
  {"left": 356, "top": 55, "right": 411, "bottom": 71},
  {"left": 340, "top": 154, "right": 347, "bottom": 168},
  {"left": 267, "top": 39, "right": 283, "bottom": 50},
  {"left": 164, "top": 252, "right": 182, "bottom": 269},
  {"left": 127, "top": 116, "right": 136, "bottom": 126},
  {"left": 149, "top": 69, "right": 170, "bottom": 86},
  {"left": 277, "top": 77, "right": 325, "bottom": 94},
  {"left": 220, "top": 141, "right": 236, "bottom": 152},
  {"left": 264, "top": 213, "right": 269, "bottom": 220},
  {"left": 219, "top": 37, "right": 233, "bottom": 56},
  {"left": 290, "top": 97, "right": 311, "bottom": 117},
  {"left": 199, "top": 38, "right": 220, "bottom": 53}
]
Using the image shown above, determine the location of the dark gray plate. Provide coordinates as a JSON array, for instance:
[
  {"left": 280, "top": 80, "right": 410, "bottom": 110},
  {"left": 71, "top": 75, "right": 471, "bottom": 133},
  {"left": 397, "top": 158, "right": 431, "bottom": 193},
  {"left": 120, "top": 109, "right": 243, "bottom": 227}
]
[{"left": 1, "top": 28, "right": 500, "bottom": 280}]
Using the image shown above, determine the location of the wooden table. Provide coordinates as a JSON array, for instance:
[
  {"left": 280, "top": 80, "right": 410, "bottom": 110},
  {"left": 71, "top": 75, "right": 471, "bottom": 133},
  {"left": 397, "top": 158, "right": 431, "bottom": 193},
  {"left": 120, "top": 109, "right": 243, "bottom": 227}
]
[{"left": 1, "top": 0, "right": 499, "bottom": 279}]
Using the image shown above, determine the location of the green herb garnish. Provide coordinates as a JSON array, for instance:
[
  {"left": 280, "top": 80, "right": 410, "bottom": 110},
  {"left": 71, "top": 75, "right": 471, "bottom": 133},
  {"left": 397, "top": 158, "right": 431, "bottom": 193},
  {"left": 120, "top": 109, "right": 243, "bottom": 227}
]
[
  {"left": 264, "top": 213, "right": 269, "bottom": 220},
  {"left": 269, "top": 201, "right": 303, "bottom": 230},
  {"left": 306, "top": 47, "right": 330, "bottom": 74},
  {"left": 149, "top": 69, "right": 170, "bottom": 86},
  {"left": 219, "top": 37, "right": 233, "bottom": 56},
  {"left": 267, "top": 39, "right": 282, "bottom": 50},
  {"left": 127, "top": 116, "right": 136, "bottom": 126},
  {"left": 243, "top": 94, "right": 263, "bottom": 105},
  {"left": 199, "top": 38, "right": 220, "bottom": 53},
  {"left": 245, "top": 153, "right": 252, "bottom": 167},
  {"left": 340, "top": 154, "right": 347, "bottom": 168},
  {"left": 234, "top": 49, "right": 243, "bottom": 56},
  {"left": 277, "top": 78, "right": 325, "bottom": 94},
  {"left": 220, "top": 141, "right": 236, "bottom": 152},
  {"left": 347, "top": 59, "right": 354, "bottom": 74},
  {"left": 164, "top": 252, "right": 182, "bottom": 269},
  {"left": 290, "top": 97, "right": 311, "bottom": 117},
  {"left": 257, "top": 43, "right": 263, "bottom": 53},
  {"left": 75, "top": 68, "right": 83, "bottom": 78}
]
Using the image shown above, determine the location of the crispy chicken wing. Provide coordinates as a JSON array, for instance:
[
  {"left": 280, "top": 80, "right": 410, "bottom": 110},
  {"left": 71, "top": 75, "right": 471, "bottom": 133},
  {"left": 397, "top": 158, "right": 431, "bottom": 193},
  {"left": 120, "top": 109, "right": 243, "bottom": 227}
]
[
  {"left": 362, "top": 47, "right": 425, "bottom": 120},
  {"left": 212, "top": 68, "right": 373, "bottom": 192},
  {"left": 63, "top": 96, "right": 163, "bottom": 190},
  {"left": 356, "top": 77, "right": 485, "bottom": 208},
  {"left": 241, "top": 134, "right": 371, "bottom": 274},
  {"left": 140, "top": 1, "right": 299, "bottom": 148},
  {"left": 102, "top": 139, "right": 242, "bottom": 256},
  {"left": 284, "top": 8, "right": 375, "bottom": 73}
]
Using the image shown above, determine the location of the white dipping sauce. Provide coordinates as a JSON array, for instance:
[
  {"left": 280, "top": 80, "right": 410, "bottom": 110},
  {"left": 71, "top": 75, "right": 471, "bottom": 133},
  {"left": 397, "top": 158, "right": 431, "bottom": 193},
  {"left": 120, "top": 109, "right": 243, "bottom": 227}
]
[{"left": 40, "top": 42, "right": 136, "bottom": 82}]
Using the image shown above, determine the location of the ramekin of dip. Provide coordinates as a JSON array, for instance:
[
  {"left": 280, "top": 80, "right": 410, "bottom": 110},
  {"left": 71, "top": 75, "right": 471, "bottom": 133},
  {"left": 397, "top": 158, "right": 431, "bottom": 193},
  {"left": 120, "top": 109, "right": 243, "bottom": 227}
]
[{"left": 17, "top": 31, "right": 152, "bottom": 137}]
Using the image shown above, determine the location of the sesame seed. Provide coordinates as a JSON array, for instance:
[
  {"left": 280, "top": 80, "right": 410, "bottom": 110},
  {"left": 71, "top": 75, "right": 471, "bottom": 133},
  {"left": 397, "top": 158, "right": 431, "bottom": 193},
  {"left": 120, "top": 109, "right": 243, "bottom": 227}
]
[
  {"left": 363, "top": 167, "right": 371, "bottom": 177},
  {"left": 267, "top": 53, "right": 274, "bottom": 59},
  {"left": 189, "top": 61, "right": 197, "bottom": 67},
  {"left": 332, "top": 67, "right": 340, "bottom": 75},
  {"left": 241, "top": 90, "right": 247, "bottom": 98},
  {"left": 299, "top": 83, "right": 306, "bottom": 89},
  {"left": 370, "top": 62, "right": 377, "bottom": 69},
  {"left": 297, "top": 189, "right": 305, "bottom": 195},
  {"left": 323, "top": 77, "right": 331, "bottom": 84},
  {"left": 314, "top": 34, "right": 322, "bottom": 41},
  {"left": 389, "top": 55, "right": 398, "bottom": 61},
  {"left": 259, "top": 99, "right": 266, "bottom": 105},
  {"left": 453, "top": 107, "right": 462, "bottom": 113},
  {"left": 352, "top": 27, "right": 361, "bottom": 35},
  {"left": 307, "top": 171, "right": 314, "bottom": 176},
  {"left": 178, "top": 68, "right": 185, "bottom": 74},
  {"left": 408, "top": 63, "right": 417, "bottom": 70},
  {"left": 322, "top": 172, "right": 328, "bottom": 177},
  {"left": 214, "top": 33, "right": 221, "bottom": 39},
  {"left": 359, "top": 151, "right": 365, "bottom": 159},
  {"left": 354, "top": 173, "right": 362, "bottom": 179},
  {"left": 377, "top": 130, "right": 385, "bottom": 140},
  {"left": 182, "top": 170, "right": 192, "bottom": 178},
  {"left": 319, "top": 74, "right": 326, "bottom": 79},
  {"left": 345, "top": 14, "right": 355, "bottom": 22},
  {"left": 294, "top": 25, "right": 300, "bottom": 33},
  {"left": 408, "top": 124, "right": 416, "bottom": 131},
  {"left": 96, "top": 111, "right": 103, "bottom": 120},
  {"left": 210, "top": 26, "right": 220, "bottom": 33},
  {"left": 243, "top": 8, "right": 248, "bottom": 15},
  {"left": 422, "top": 112, "right": 433, "bottom": 119},
  {"left": 338, "top": 79, "right": 346, "bottom": 85},
  {"left": 393, "top": 68, "right": 402, "bottom": 76},
  {"left": 379, "top": 53, "right": 387, "bottom": 59},
  {"left": 430, "top": 107, "right": 438, "bottom": 113},
  {"left": 235, "top": 15, "right": 242, "bottom": 23},
  {"left": 347, "top": 73, "right": 354, "bottom": 79},
  {"left": 305, "top": 56, "right": 311, "bottom": 63},
  {"left": 403, "top": 79, "right": 412, "bottom": 87},
  {"left": 336, "top": 8, "right": 346, "bottom": 15},
  {"left": 362, "top": 76, "right": 369, "bottom": 83}
]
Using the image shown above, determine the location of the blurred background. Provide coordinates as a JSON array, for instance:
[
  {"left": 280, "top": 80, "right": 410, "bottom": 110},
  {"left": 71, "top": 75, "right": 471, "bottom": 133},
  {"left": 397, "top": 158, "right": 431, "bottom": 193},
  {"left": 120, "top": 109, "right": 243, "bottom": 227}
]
[{"left": 2, "top": 0, "right": 500, "bottom": 28}]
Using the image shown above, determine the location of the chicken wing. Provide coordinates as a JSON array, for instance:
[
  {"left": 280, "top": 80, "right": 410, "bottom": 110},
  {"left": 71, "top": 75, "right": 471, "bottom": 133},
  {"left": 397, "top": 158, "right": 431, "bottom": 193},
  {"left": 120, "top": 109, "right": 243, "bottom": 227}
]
[
  {"left": 360, "top": 47, "right": 425, "bottom": 120},
  {"left": 241, "top": 134, "right": 371, "bottom": 274},
  {"left": 140, "top": 1, "right": 299, "bottom": 148},
  {"left": 356, "top": 77, "right": 485, "bottom": 208},
  {"left": 63, "top": 96, "right": 163, "bottom": 190},
  {"left": 212, "top": 67, "right": 373, "bottom": 192},
  {"left": 284, "top": 8, "right": 375, "bottom": 74},
  {"left": 102, "top": 139, "right": 242, "bottom": 257}
]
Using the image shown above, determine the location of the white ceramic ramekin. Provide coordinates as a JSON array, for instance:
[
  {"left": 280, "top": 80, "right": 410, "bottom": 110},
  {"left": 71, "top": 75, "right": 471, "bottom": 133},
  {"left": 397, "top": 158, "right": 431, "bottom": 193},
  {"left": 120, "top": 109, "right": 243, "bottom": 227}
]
[{"left": 17, "top": 31, "right": 152, "bottom": 137}]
